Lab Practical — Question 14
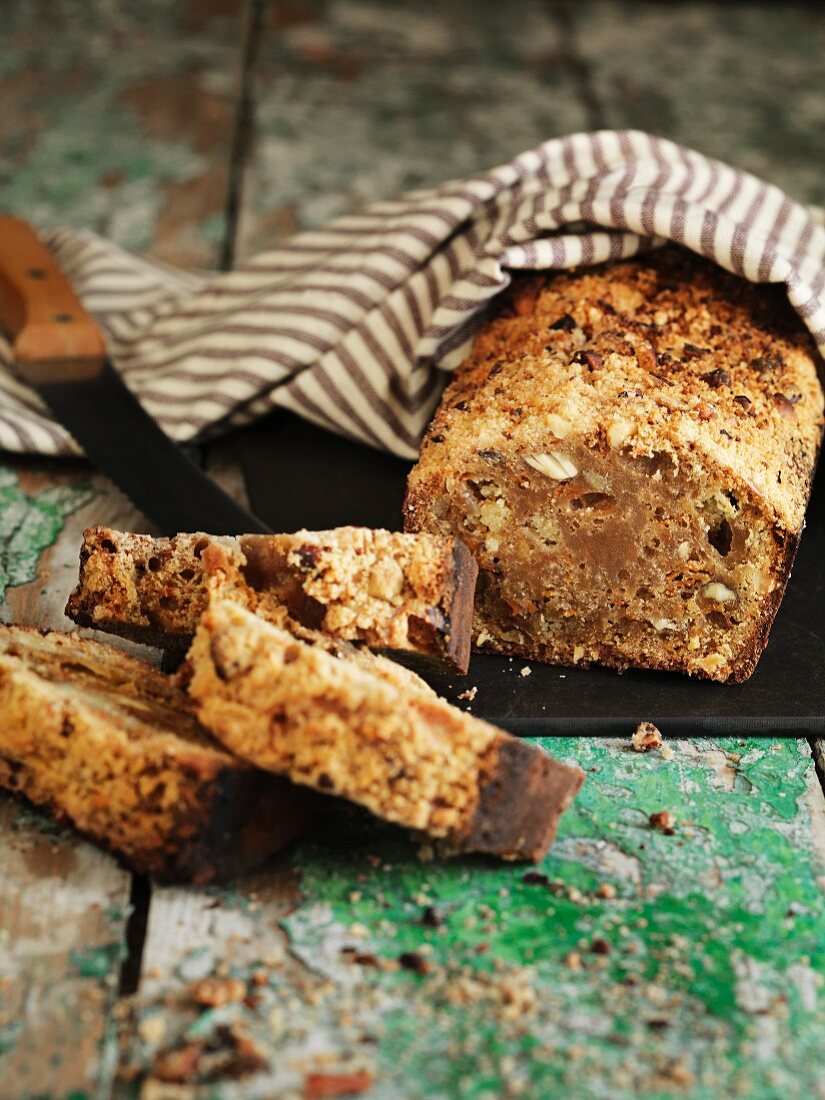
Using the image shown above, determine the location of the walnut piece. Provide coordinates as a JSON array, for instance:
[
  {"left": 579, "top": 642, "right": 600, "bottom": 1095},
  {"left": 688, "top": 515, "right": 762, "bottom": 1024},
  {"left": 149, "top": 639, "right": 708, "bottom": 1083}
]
[
  {"left": 702, "top": 581, "right": 736, "bottom": 603},
  {"left": 632, "top": 722, "right": 663, "bottom": 752},
  {"left": 545, "top": 413, "right": 571, "bottom": 439},
  {"left": 607, "top": 419, "right": 634, "bottom": 449}
]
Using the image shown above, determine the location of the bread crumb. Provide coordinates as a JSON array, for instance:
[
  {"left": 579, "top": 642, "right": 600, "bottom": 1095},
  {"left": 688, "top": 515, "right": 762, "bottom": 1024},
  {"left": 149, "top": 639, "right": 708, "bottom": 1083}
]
[
  {"left": 565, "top": 951, "right": 583, "bottom": 971},
  {"left": 137, "top": 1012, "right": 167, "bottom": 1045},
  {"left": 649, "top": 810, "right": 676, "bottom": 832},
  {"left": 632, "top": 721, "right": 663, "bottom": 752},
  {"left": 520, "top": 666, "right": 532, "bottom": 677},
  {"left": 457, "top": 685, "right": 478, "bottom": 701},
  {"left": 189, "top": 976, "right": 246, "bottom": 1007},
  {"left": 596, "top": 882, "right": 617, "bottom": 899}
]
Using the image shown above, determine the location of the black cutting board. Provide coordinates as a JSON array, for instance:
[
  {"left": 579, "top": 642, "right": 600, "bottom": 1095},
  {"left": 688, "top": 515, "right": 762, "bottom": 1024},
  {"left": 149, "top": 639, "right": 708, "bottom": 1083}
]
[{"left": 236, "top": 409, "right": 825, "bottom": 736}]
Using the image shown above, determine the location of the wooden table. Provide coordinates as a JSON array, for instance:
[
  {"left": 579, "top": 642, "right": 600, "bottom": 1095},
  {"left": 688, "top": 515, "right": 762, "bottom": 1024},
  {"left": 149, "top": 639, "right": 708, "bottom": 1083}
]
[{"left": 2, "top": 3, "right": 825, "bottom": 1097}]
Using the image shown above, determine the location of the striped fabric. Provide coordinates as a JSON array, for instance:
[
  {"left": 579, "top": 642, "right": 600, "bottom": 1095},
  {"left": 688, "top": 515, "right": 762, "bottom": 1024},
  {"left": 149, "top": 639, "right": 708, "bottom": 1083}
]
[{"left": 2, "top": 130, "right": 824, "bottom": 459}]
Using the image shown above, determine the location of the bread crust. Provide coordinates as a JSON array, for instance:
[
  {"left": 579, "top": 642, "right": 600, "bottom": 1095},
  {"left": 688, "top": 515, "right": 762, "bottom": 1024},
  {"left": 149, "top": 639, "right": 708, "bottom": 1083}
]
[
  {"left": 405, "top": 247, "right": 824, "bottom": 682},
  {"left": 0, "top": 625, "right": 314, "bottom": 881},
  {"left": 185, "top": 597, "right": 583, "bottom": 862}
]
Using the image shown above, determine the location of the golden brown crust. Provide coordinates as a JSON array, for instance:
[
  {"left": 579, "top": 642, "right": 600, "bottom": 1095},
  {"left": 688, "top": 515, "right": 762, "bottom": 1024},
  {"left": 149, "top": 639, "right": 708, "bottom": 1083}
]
[
  {"left": 185, "top": 597, "right": 583, "bottom": 861},
  {"left": 0, "top": 625, "right": 314, "bottom": 881},
  {"left": 66, "top": 526, "right": 477, "bottom": 673},
  {"left": 405, "top": 247, "right": 824, "bottom": 682}
]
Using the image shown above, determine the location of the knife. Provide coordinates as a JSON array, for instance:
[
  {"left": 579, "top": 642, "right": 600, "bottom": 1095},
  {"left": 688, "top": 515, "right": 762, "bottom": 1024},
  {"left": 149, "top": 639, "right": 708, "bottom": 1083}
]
[{"left": 0, "top": 215, "right": 270, "bottom": 536}]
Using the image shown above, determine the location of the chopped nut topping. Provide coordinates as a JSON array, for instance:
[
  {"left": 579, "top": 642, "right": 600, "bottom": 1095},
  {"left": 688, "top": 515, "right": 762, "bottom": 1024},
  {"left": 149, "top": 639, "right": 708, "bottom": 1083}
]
[
  {"left": 632, "top": 722, "right": 663, "bottom": 752},
  {"left": 524, "top": 451, "right": 578, "bottom": 481},
  {"left": 572, "top": 349, "right": 604, "bottom": 370},
  {"left": 753, "top": 355, "right": 783, "bottom": 374},
  {"left": 545, "top": 413, "right": 571, "bottom": 439},
  {"left": 607, "top": 419, "right": 634, "bottom": 449},
  {"left": 682, "top": 342, "right": 711, "bottom": 359},
  {"left": 772, "top": 392, "right": 796, "bottom": 419},
  {"left": 702, "top": 368, "right": 731, "bottom": 388},
  {"left": 702, "top": 581, "right": 736, "bottom": 603}
]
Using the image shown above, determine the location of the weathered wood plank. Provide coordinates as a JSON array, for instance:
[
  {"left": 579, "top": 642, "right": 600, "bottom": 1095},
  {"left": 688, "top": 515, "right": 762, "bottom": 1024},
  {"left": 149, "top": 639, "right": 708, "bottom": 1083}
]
[
  {"left": 1, "top": 458, "right": 153, "bottom": 642},
  {"left": 236, "top": 0, "right": 825, "bottom": 260},
  {"left": 114, "top": 736, "right": 825, "bottom": 1098},
  {"left": 110, "top": 440, "right": 302, "bottom": 1095},
  {"left": 114, "top": 861, "right": 304, "bottom": 1098},
  {"left": 2, "top": 0, "right": 247, "bottom": 268},
  {"left": 0, "top": 460, "right": 149, "bottom": 1098},
  {"left": 234, "top": 0, "right": 588, "bottom": 257},
  {"left": 0, "top": 798, "right": 133, "bottom": 1098}
]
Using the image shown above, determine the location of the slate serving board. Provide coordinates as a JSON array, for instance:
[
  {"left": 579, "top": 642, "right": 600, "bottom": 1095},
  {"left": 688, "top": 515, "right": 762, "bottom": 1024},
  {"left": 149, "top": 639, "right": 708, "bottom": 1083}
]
[{"left": 236, "top": 409, "right": 825, "bottom": 736}]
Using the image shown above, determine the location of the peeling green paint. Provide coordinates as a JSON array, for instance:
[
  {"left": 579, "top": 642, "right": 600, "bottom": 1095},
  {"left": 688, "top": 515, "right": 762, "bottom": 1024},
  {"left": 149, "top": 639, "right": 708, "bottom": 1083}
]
[
  {"left": 279, "top": 738, "right": 825, "bottom": 1098},
  {"left": 2, "top": 0, "right": 240, "bottom": 266},
  {"left": 0, "top": 465, "right": 93, "bottom": 604},
  {"left": 0, "top": 1022, "right": 22, "bottom": 1057},
  {"left": 68, "top": 943, "right": 125, "bottom": 980}
]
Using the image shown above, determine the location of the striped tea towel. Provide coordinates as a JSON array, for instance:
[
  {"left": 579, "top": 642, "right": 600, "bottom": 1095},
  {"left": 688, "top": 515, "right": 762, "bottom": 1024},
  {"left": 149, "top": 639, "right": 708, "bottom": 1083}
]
[{"left": 1, "top": 129, "right": 823, "bottom": 460}]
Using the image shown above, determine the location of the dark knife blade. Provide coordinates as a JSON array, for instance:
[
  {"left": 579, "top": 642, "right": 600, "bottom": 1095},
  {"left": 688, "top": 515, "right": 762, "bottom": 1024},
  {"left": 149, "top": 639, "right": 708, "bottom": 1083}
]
[{"left": 0, "top": 215, "right": 270, "bottom": 536}]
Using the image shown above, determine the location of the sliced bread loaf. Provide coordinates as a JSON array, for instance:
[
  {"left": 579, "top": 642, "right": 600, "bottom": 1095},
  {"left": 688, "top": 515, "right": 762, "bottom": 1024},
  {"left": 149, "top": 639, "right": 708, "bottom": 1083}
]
[
  {"left": 0, "top": 625, "right": 314, "bottom": 881},
  {"left": 404, "top": 247, "right": 824, "bottom": 681},
  {"left": 183, "top": 597, "right": 583, "bottom": 862},
  {"left": 66, "top": 526, "right": 477, "bottom": 672}
]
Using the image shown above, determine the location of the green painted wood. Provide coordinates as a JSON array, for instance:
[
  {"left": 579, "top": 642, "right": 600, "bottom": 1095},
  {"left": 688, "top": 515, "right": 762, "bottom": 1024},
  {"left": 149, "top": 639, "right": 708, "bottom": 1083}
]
[
  {"left": 120, "top": 737, "right": 825, "bottom": 1098},
  {"left": 0, "top": 460, "right": 148, "bottom": 1100},
  {"left": 235, "top": 0, "right": 589, "bottom": 256},
  {"left": 1, "top": 5, "right": 824, "bottom": 1098},
  {"left": 238, "top": 0, "right": 825, "bottom": 258},
  {"left": 1, "top": 0, "right": 246, "bottom": 268},
  {"left": 0, "top": 464, "right": 93, "bottom": 605}
]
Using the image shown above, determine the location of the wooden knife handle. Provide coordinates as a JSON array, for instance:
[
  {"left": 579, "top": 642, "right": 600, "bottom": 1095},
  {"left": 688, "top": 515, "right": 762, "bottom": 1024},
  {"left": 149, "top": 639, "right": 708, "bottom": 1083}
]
[{"left": 0, "top": 215, "right": 107, "bottom": 383}]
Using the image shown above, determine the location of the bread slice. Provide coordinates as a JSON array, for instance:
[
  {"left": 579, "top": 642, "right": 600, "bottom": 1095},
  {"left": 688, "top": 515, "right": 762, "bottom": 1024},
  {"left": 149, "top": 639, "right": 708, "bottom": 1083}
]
[
  {"left": 65, "top": 526, "right": 477, "bottom": 673},
  {"left": 183, "top": 596, "right": 584, "bottom": 862},
  {"left": 404, "top": 247, "right": 824, "bottom": 682},
  {"left": 0, "top": 625, "right": 314, "bottom": 881}
]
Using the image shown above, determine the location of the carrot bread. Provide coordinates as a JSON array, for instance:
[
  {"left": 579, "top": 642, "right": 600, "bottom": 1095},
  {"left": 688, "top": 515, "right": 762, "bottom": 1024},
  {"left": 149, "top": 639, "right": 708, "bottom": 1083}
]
[
  {"left": 404, "top": 247, "right": 824, "bottom": 682},
  {"left": 183, "top": 596, "right": 584, "bottom": 861},
  {"left": 0, "top": 625, "right": 314, "bottom": 881},
  {"left": 66, "top": 526, "right": 477, "bottom": 673}
]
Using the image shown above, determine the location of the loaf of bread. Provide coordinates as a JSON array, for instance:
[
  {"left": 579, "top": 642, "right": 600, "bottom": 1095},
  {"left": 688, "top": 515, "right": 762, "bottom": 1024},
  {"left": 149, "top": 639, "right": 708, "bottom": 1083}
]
[
  {"left": 0, "top": 625, "right": 314, "bottom": 881},
  {"left": 404, "top": 247, "right": 824, "bottom": 682},
  {"left": 183, "top": 595, "right": 584, "bottom": 861},
  {"left": 66, "top": 525, "right": 477, "bottom": 673}
]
